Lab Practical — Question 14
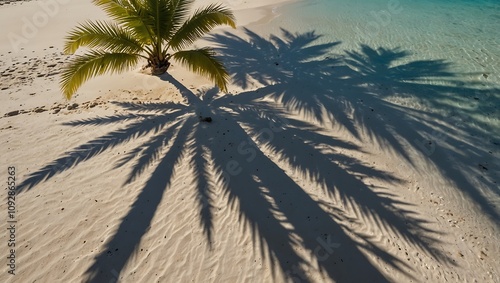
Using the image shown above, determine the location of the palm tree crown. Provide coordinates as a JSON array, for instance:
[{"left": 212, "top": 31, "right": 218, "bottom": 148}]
[{"left": 61, "top": 0, "right": 236, "bottom": 99}]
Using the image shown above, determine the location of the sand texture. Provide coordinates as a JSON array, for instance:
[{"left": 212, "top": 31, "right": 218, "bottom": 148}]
[{"left": 0, "top": 0, "right": 499, "bottom": 282}]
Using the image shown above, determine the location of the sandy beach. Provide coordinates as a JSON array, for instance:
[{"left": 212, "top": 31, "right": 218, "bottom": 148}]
[{"left": 0, "top": 0, "right": 499, "bottom": 282}]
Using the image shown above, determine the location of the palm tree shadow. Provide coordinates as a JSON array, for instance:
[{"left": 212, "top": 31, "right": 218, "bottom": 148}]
[
  {"left": 15, "top": 30, "right": 472, "bottom": 282},
  {"left": 341, "top": 45, "right": 500, "bottom": 223},
  {"left": 209, "top": 28, "right": 500, "bottom": 223}
]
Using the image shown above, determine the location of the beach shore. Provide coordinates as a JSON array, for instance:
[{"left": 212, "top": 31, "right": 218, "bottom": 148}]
[{"left": 0, "top": 0, "right": 498, "bottom": 282}]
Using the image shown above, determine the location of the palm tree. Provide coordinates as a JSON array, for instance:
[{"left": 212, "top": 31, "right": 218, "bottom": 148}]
[{"left": 60, "top": 0, "right": 236, "bottom": 99}]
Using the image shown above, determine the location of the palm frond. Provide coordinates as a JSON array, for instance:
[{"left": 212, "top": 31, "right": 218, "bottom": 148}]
[
  {"left": 142, "top": 0, "right": 172, "bottom": 40},
  {"left": 92, "top": 0, "right": 138, "bottom": 23},
  {"left": 64, "top": 20, "right": 144, "bottom": 54},
  {"left": 168, "top": 0, "right": 195, "bottom": 32},
  {"left": 92, "top": 0, "right": 153, "bottom": 44},
  {"left": 92, "top": 0, "right": 150, "bottom": 18},
  {"left": 169, "top": 4, "right": 236, "bottom": 51},
  {"left": 60, "top": 51, "right": 140, "bottom": 99},
  {"left": 172, "top": 48, "right": 230, "bottom": 92}
]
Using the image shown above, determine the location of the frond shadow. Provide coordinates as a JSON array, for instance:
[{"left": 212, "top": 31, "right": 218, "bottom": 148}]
[
  {"left": 209, "top": 28, "right": 500, "bottom": 223},
  {"left": 15, "top": 28, "right": 490, "bottom": 282}
]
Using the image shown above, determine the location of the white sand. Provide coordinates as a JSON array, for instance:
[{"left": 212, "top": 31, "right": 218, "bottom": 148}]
[{"left": 0, "top": 0, "right": 499, "bottom": 282}]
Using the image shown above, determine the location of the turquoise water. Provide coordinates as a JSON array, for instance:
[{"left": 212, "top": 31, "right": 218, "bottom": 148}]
[
  {"left": 271, "top": 0, "right": 500, "bottom": 85},
  {"left": 262, "top": 0, "right": 500, "bottom": 133},
  {"left": 246, "top": 0, "right": 500, "bottom": 217}
]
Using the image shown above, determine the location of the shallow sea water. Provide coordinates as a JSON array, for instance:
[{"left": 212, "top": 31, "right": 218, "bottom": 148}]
[
  {"left": 263, "top": 0, "right": 500, "bottom": 132},
  {"left": 275, "top": 0, "right": 500, "bottom": 81},
  {"left": 241, "top": 0, "right": 499, "bottom": 204},
  {"left": 247, "top": 0, "right": 500, "bottom": 224}
]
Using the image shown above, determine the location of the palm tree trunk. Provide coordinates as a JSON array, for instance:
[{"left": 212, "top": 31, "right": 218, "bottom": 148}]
[{"left": 151, "top": 61, "right": 170, "bottom": 75}]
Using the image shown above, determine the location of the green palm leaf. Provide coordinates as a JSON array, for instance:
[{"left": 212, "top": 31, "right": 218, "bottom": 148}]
[
  {"left": 169, "top": 4, "right": 236, "bottom": 51},
  {"left": 64, "top": 20, "right": 144, "bottom": 54},
  {"left": 92, "top": 0, "right": 154, "bottom": 43},
  {"left": 92, "top": 0, "right": 144, "bottom": 22},
  {"left": 172, "top": 48, "right": 229, "bottom": 92},
  {"left": 144, "top": 0, "right": 171, "bottom": 39},
  {"left": 61, "top": 51, "right": 140, "bottom": 99},
  {"left": 169, "top": 0, "right": 195, "bottom": 32}
]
